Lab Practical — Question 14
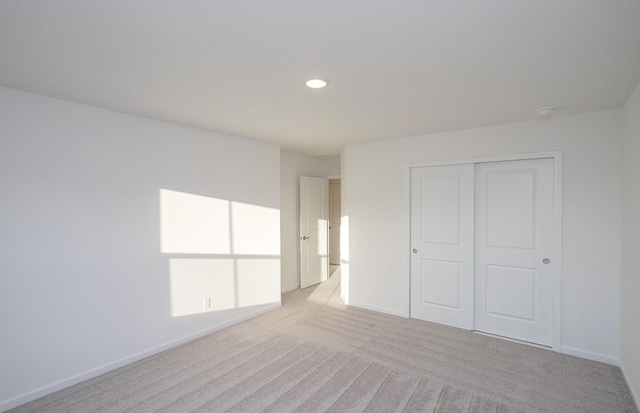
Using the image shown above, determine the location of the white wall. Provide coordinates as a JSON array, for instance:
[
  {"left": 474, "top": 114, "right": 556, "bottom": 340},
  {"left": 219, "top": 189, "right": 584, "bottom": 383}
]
[
  {"left": 622, "top": 82, "right": 640, "bottom": 405},
  {"left": 342, "top": 109, "right": 623, "bottom": 364},
  {"left": 0, "top": 87, "right": 282, "bottom": 410},
  {"left": 280, "top": 153, "right": 340, "bottom": 292}
]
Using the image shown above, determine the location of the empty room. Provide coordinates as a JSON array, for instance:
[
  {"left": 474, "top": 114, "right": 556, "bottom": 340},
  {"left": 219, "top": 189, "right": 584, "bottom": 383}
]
[{"left": 1, "top": 1, "right": 640, "bottom": 412}]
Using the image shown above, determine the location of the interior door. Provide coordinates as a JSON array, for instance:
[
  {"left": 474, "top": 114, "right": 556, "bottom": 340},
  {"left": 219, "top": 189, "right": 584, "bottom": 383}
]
[
  {"left": 329, "top": 180, "right": 341, "bottom": 265},
  {"left": 300, "top": 176, "right": 329, "bottom": 289},
  {"left": 474, "top": 158, "right": 554, "bottom": 346},
  {"left": 410, "top": 164, "right": 474, "bottom": 329}
]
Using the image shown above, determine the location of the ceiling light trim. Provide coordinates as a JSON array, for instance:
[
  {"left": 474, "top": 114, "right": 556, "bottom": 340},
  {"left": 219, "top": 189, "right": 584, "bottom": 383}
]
[{"left": 305, "top": 78, "right": 329, "bottom": 89}]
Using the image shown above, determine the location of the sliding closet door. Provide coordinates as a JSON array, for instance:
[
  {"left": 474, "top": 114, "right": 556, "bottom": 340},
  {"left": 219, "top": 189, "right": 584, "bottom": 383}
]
[
  {"left": 474, "top": 158, "right": 554, "bottom": 346},
  {"left": 410, "top": 164, "right": 474, "bottom": 330}
]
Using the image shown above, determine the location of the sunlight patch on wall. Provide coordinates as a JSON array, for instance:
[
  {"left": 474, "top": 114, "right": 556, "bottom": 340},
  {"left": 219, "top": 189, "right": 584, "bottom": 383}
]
[
  {"left": 236, "top": 258, "right": 281, "bottom": 307},
  {"left": 160, "top": 189, "right": 230, "bottom": 254},
  {"left": 231, "top": 201, "right": 280, "bottom": 255},
  {"left": 340, "top": 214, "right": 349, "bottom": 304},
  {"left": 160, "top": 189, "right": 281, "bottom": 317},
  {"left": 170, "top": 259, "right": 236, "bottom": 316}
]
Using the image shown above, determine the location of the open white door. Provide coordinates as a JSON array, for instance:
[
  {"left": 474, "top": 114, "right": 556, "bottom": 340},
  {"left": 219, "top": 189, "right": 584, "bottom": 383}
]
[
  {"left": 410, "top": 164, "right": 475, "bottom": 330},
  {"left": 300, "top": 176, "right": 329, "bottom": 289}
]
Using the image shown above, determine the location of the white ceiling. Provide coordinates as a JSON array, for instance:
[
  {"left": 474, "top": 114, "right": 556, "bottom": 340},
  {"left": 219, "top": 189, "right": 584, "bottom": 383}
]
[{"left": 1, "top": 1, "right": 640, "bottom": 156}]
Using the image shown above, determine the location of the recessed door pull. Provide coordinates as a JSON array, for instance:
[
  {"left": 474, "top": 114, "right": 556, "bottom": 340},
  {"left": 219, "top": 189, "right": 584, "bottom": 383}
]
[
  {"left": 413, "top": 248, "right": 418, "bottom": 253},
  {"left": 542, "top": 258, "right": 550, "bottom": 264}
]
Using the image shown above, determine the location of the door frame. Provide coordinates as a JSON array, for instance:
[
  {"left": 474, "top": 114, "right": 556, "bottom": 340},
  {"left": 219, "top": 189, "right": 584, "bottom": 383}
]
[{"left": 407, "top": 151, "right": 562, "bottom": 351}]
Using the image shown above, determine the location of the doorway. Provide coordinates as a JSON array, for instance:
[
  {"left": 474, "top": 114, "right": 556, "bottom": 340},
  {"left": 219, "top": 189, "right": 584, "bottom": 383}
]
[
  {"left": 299, "top": 176, "right": 329, "bottom": 289},
  {"left": 298, "top": 176, "right": 342, "bottom": 288}
]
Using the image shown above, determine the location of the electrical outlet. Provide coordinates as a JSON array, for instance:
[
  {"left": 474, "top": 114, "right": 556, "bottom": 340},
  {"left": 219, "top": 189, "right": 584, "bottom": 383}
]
[{"left": 203, "top": 297, "right": 211, "bottom": 309}]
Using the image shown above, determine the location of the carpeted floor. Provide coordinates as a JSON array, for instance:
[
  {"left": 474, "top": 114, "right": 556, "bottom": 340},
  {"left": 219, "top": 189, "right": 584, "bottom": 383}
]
[{"left": 11, "top": 268, "right": 637, "bottom": 412}]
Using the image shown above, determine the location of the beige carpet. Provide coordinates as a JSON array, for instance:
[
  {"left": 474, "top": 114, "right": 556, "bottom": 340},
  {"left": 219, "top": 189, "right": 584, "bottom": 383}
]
[{"left": 11, "top": 268, "right": 637, "bottom": 412}]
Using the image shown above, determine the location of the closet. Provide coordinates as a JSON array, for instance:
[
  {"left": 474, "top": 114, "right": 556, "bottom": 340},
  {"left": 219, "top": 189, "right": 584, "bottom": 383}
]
[{"left": 410, "top": 157, "right": 555, "bottom": 346}]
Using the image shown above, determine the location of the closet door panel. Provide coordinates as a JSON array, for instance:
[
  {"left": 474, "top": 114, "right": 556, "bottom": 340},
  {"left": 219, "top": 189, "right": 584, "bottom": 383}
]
[
  {"left": 474, "top": 158, "right": 554, "bottom": 346},
  {"left": 410, "top": 164, "right": 474, "bottom": 330}
]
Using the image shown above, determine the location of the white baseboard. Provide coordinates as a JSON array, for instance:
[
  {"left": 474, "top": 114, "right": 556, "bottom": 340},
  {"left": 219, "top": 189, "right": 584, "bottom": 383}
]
[
  {"left": 620, "top": 363, "right": 640, "bottom": 411},
  {"left": 559, "top": 345, "right": 619, "bottom": 366},
  {"left": 0, "top": 302, "right": 281, "bottom": 412},
  {"left": 348, "top": 300, "right": 408, "bottom": 318},
  {"left": 281, "top": 284, "right": 299, "bottom": 293}
]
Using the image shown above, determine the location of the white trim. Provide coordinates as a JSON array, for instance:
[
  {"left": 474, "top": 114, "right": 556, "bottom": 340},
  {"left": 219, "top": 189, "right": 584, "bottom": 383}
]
[
  {"left": 551, "top": 155, "right": 563, "bottom": 351},
  {"left": 326, "top": 175, "right": 341, "bottom": 180},
  {"left": 348, "top": 301, "right": 409, "bottom": 318},
  {"left": 560, "top": 345, "right": 619, "bottom": 366},
  {"left": 407, "top": 151, "right": 563, "bottom": 353},
  {"left": 621, "top": 363, "right": 640, "bottom": 411},
  {"left": 0, "top": 302, "right": 281, "bottom": 412},
  {"left": 473, "top": 331, "right": 551, "bottom": 350},
  {"left": 406, "top": 151, "right": 562, "bottom": 168}
]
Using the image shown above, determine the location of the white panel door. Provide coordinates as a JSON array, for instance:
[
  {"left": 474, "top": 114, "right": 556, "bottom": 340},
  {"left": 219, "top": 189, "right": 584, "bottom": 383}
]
[
  {"left": 474, "top": 158, "right": 554, "bottom": 346},
  {"left": 329, "top": 181, "right": 341, "bottom": 265},
  {"left": 410, "top": 164, "right": 474, "bottom": 330},
  {"left": 300, "top": 176, "right": 329, "bottom": 289}
]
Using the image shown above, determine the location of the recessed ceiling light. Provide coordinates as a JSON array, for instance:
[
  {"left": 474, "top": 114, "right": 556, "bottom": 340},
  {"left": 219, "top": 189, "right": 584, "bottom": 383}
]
[
  {"left": 537, "top": 107, "right": 556, "bottom": 116},
  {"left": 305, "top": 79, "right": 328, "bottom": 89}
]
